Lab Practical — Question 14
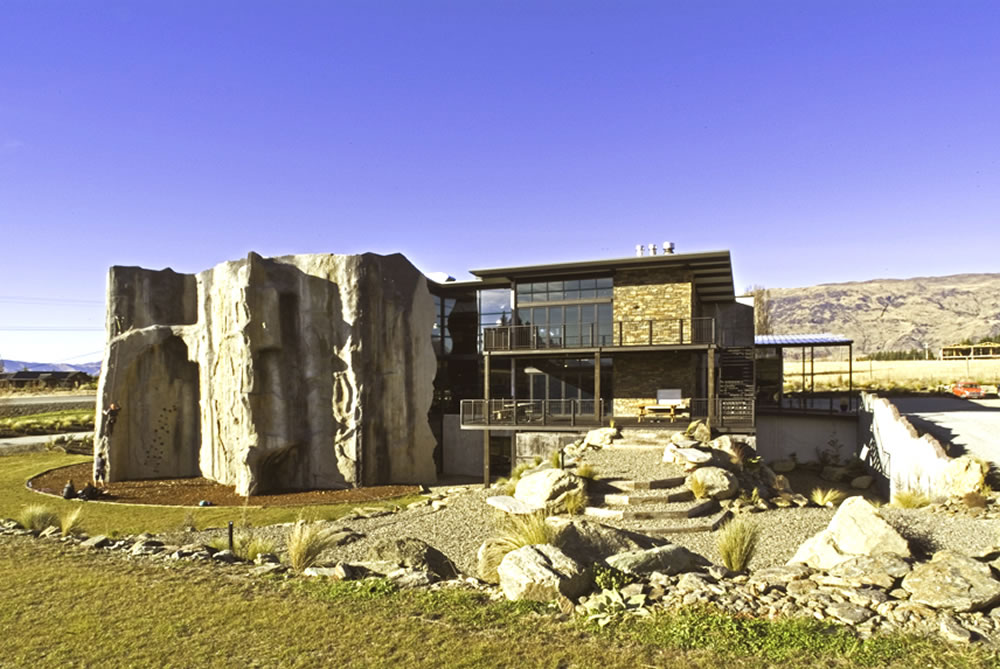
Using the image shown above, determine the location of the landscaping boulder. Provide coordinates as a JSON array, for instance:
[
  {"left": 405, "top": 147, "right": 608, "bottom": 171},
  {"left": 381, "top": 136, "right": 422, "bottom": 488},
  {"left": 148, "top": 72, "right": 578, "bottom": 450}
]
[
  {"left": 686, "top": 420, "right": 712, "bottom": 443},
  {"left": 497, "top": 544, "right": 590, "bottom": 602},
  {"left": 545, "top": 517, "right": 662, "bottom": 564},
  {"left": 686, "top": 467, "right": 739, "bottom": 500},
  {"left": 788, "top": 496, "right": 910, "bottom": 570},
  {"left": 605, "top": 543, "right": 706, "bottom": 575},
  {"left": 770, "top": 458, "right": 796, "bottom": 473},
  {"left": 366, "top": 537, "right": 458, "bottom": 580},
  {"left": 663, "top": 445, "right": 712, "bottom": 468},
  {"left": 902, "top": 550, "right": 1000, "bottom": 612},
  {"left": 826, "top": 554, "right": 911, "bottom": 589},
  {"left": 850, "top": 475, "right": 874, "bottom": 490},
  {"left": 583, "top": 427, "right": 618, "bottom": 449},
  {"left": 486, "top": 495, "right": 542, "bottom": 515},
  {"left": 514, "top": 469, "right": 586, "bottom": 513},
  {"left": 939, "top": 456, "right": 988, "bottom": 497}
]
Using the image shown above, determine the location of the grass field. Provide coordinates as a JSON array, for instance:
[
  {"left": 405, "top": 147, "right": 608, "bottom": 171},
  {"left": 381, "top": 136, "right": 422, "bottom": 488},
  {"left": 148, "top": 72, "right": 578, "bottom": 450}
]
[
  {"left": 0, "top": 408, "right": 95, "bottom": 437},
  {"left": 0, "top": 453, "right": 423, "bottom": 536},
  {"left": 784, "top": 359, "right": 1000, "bottom": 391},
  {"left": 3, "top": 453, "right": 1000, "bottom": 667}
]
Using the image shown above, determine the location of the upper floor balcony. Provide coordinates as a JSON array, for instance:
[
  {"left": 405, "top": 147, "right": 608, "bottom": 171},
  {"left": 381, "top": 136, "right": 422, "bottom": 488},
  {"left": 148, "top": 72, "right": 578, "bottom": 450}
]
[{"left": 483, "top": 317, "right": 717, "bottom": 352}]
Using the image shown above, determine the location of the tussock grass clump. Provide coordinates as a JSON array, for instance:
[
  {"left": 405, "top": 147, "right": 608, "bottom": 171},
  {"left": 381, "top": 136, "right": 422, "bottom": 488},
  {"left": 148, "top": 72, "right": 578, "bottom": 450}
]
[
  {"left": 549, "top": 450, "right": 562, "bottom": 469},
  {"left": 810, "top": 488, "right": 846, "bottom": 508},
  {"left": 286, "top": 520, "right": 338, "bottom": 572},
  {"left": 17, "top": 504, "right": 59, "bottom": 532},
  {"left": 59, "top": 506, "right": 84, "bottom": 536},
  {"left": 688, "top": 476, "right": 708, "bottom": 500},
  {"left": 892, "top": 490, "right": 930, "bottom": 509},
  {"left": 209, "top": 532, "right": 277, "bottom": 561},
  {"left": 563, "top": 489, "right": 587, "bottom": 516},
  {"left": 575, "top": 463, "right": 597, "bottom": 481},
  {"left": 479, "top": 512, "right": 555, "bottom": 582},
  {"left": 963, "top": 491, "right": 988, "bottom": 509},
  {"left": 716, "top": 515, "right": 758, "bottom": 572}
]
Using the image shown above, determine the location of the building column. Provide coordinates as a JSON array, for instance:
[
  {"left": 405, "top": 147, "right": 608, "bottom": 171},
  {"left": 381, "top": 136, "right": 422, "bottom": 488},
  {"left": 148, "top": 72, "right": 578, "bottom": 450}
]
[
  {"left": 707, "top": 347, "right": 716, "bottom": 428},
  {"left": 483, "top": 353, "right": 491, "bottom": 488},
  {"left": 594, "top": 352, "right": 602, "bottom": 422}
]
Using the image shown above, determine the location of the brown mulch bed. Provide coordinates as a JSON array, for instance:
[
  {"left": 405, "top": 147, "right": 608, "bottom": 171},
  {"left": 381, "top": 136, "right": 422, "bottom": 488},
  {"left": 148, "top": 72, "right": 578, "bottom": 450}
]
[{"left": 29, "top": 463, "right": 421, "bottom": 507}]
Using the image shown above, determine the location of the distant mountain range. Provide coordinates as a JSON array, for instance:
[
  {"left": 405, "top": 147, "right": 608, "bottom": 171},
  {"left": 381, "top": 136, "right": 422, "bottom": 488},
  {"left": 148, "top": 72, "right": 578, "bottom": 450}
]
[
  {"left": 0, "top": 360, "right": 101, "bottom": 375},
  {"left": 767, "top": 273, "right": 1000, "bottom": 355}
]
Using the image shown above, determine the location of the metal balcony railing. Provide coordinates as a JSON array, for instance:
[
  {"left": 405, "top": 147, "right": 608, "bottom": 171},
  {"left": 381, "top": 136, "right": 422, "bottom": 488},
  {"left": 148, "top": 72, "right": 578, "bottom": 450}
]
[
  {"left": 460, "top": 399, "right": 604, "bottom": 428},
  {"left": 483, "top": 317, "right": 716, "bottom": 352},
  {"left": 689, "top": 398, "right": 756, "bottom": 429}
]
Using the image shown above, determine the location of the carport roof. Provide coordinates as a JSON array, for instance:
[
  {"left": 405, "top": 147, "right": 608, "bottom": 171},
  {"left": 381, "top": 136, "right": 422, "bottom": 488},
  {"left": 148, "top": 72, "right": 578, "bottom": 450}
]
[{"left": 755, "top": 333, "right": 854, "bottom": 347}]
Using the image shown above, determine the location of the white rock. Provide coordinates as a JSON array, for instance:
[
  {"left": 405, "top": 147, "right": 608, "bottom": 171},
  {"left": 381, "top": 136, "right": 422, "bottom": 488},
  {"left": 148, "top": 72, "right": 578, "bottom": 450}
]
[
  {"left": 514, "top": 469, "right": 585, "bottom": 512},
  {"left": 788, "top": 496, "right": 910, "bottom": 570},
  {"left": 486, "top": 495, "right": 543, "bottom": 515},
  {"left": 497, "top": 544, "right": 590, "bottom": 602}
]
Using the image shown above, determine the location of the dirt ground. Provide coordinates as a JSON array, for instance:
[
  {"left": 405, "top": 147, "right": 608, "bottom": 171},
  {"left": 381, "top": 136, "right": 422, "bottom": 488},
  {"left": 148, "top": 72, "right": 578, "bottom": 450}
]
[{"left": 29, "top": 462, "right": 421, "bottom": 507}]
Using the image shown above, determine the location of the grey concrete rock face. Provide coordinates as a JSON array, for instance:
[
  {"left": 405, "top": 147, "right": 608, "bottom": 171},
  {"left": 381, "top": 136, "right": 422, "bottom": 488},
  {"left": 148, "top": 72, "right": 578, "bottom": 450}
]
[
  {"left": 95, "top": 252, "right": 437, "bottom": 494},
  {"left": 903, "top": 550, "right": 1000, "bottom": 612},
  {"left": 497, "top": 544, "right": 590, "bottom": 602}
]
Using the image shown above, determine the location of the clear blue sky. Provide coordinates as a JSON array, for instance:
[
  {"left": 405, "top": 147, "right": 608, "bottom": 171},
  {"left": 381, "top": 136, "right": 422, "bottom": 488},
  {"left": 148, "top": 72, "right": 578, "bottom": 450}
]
[{"left": 2, "top": 1, "right": 998, "bottom": 363}]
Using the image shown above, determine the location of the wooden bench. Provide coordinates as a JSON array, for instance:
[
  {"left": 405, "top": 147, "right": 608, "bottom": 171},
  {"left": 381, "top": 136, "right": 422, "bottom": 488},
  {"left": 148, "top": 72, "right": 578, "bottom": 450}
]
[{"left": 637, "top": 389, "right": 690, "bottom": 423}]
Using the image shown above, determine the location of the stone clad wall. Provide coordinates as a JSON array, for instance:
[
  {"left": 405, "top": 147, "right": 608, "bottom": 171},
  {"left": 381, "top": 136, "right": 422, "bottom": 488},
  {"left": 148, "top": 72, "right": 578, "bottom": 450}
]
[
  {"left": 612, "top": 352, "right": 699, "bottom": 416},
  {"left": 612, "top": 267, "right": 693, "bottom": 340},
  {"left": 95, "top": 252, "right": 437, "bottom": 495}
]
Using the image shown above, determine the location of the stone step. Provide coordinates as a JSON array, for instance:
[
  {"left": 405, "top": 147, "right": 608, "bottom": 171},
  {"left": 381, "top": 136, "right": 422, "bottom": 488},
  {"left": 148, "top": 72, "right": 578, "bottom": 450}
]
[
  {"left": 583, "top": 506, "right": 624, "bottom": 520},
  {"left": 620, "top": 499, "right": 720, "bottom": 521},
  {"left": 601, "top": 490, "right": 694, "bottom": 506},
  {"left": 606, "top": 476, "right": 686, "bottom": 491},
  {"left": 643, "top": 509, "right": 731, "bottom": 535}
]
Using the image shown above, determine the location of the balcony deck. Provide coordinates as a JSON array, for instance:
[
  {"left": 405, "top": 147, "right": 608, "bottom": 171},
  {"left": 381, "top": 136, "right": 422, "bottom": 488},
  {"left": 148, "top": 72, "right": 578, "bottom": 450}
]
[{"left": 483, "top": 317, "right": 717, "bottom": 353}]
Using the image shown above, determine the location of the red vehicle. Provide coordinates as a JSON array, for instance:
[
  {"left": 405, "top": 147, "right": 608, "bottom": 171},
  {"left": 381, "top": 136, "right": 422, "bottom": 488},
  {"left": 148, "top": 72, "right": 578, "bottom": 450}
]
[{"left": 952, "top": 381, "right": 984, "bottom": 399}]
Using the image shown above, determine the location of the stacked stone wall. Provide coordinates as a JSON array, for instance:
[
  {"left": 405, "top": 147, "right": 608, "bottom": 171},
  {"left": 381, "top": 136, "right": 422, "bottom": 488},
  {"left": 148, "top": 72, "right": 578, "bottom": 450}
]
[
  {"left": 613, "top": 268, "right": 693, "bottom": 344},
  {"left": 612, "top": 352, "right": 699, "bottom": 416}
]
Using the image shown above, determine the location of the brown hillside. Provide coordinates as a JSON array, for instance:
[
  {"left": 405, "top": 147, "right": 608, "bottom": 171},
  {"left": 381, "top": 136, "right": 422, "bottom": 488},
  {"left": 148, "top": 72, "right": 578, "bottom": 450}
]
[{"left": 767, "top": 273, "right": 1000, "bottom": 355}]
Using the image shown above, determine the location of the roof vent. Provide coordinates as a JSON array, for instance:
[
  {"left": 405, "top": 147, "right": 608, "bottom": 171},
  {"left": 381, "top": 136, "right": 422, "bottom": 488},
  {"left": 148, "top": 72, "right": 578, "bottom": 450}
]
[
  {"left": 663, "top": 241, "right": 675, "bottom": 254},
  {"left": 635, "top": 244, "right": 644, "bottom": 257},
  {"left": 648, "top": 242, "right": 657, "bottom": 255}
]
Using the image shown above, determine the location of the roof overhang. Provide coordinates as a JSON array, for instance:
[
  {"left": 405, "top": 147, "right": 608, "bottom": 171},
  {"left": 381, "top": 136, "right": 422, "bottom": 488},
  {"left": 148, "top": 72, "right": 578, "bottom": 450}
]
[
  {"left": 469, "top": 250, "right": 736, "bottom": 303},
  {"left": 755, "top": 334, "right": 854, "bottom": 347}
]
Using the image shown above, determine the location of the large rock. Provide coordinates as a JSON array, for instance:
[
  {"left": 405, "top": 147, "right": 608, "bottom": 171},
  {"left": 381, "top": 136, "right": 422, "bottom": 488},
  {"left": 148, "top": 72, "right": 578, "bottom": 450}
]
[
  {"left": 939, "top": 456, "right": 988, "bottom": 496},
  {"left": 366, "top": 537, "right": 457, "bottom": 580},
  {"left": 486, "top": 495, "right": 542, "bottom": 515},
  {"left": 686, "top": 467, "right": 739, "bottom": 500},
  {"left": 94, "top": 252, "right": 438, "bottom": 494},
  {"left": 788, "top": 496, "right": 910, "bottom": 570},
  {"left": 663, "top": 445, "right": 712, "bottom": 467},
  {"left": 514, "top": 469, "right": 585, "bottom": 512},
  {"left": 903, "top": 550, "right": 1000, "bottom": 612},
  {"left": 583, "top": 428, "right": 618, "bottom": 448},
  {"left": 497, "top": 544, "right": 591, "bottom": 602},
  {"left": 605, "top": 543, "right": 706, "bottom": 575},
  {"left": 827, "top": 554, "right": 911, "bottom": 589},
  {"left": 686, "top": 420, "right": 712, "bottom": 443},
  {"left": 545, "top": 517, "right": 663, "bottom": 564}
]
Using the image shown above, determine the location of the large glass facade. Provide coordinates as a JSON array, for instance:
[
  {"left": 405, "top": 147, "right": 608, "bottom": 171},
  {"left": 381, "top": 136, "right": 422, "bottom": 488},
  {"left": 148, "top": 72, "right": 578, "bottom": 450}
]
[
  {"left": 515, "top": 276, "right": 613, "bottom": 347},
  {"left": 478, "top": 288, "right": 514, "bottom": 352}
]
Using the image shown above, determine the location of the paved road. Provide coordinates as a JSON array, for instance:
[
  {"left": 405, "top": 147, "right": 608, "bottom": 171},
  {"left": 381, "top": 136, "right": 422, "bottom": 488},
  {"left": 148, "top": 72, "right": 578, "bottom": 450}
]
[
  {"left": 0, "top": 394, "right": 96, "bottom": 407},
  {"left": 890, "top": 396, "right": 1000, "bottom": 465},
  {"left": 0, "top": 431, "right": 93, "bottom": 455}
]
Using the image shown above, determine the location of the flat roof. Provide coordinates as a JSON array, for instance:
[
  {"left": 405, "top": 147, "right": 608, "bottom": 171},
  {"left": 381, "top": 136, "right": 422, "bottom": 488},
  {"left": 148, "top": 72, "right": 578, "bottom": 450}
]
[
  {"left": 468, "top": 249, "right": 736, "bottom": 303},
  {"left": 756, "top": 334, "right": 854, "bottom": 347}
]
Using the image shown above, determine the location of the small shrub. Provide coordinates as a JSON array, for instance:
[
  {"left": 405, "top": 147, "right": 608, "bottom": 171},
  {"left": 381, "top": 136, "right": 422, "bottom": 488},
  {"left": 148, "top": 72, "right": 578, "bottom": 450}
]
[
  {"left": 494, "top": 477, "right": 516, "bottom": 496},
  {"left": 532, "top": 455, "right": 542, "bottom": 466},
  {"left": 592, "top": 564, "right": 637, "bottom": 591},
  {"left": 59, "top": 506, "right": 84, "bottom": 536},
  {"left": 688, "top": 476, "right": 708, "bottom": 500},
  {"left": 810, "top": 487, "right": 846, "bottom": 508},
  {"left": 17, "top": 504, "right": 58, "bottom": 532},
  {"left": 286, "top": 520, "right": 338, "bottom": 572},
  {"left": 963, "top": 491, "right": 988, "bottom": 509},
  {"left": 575, "top": 463, "right": 597, "bottom": 480},
  {"left": 563, "top": 488, "right": 587, "bottom": 516},
  {"left": 478, "top": 512, "right": 554, "bottom": 582},
  {"left": 549, "top": 450, "right": 562, "bottom": 469},
  {"left": 716, "top": 515, "right": 758, "bottom": 572},
  {"left": 581, "top": 589, "right": 651, "bottom": 627},
  {"left": 510, "top": 461, "right": 535, "bottom": 481},
  {"left": 891, "top": 490, "right": 930, "bottom": 509}
]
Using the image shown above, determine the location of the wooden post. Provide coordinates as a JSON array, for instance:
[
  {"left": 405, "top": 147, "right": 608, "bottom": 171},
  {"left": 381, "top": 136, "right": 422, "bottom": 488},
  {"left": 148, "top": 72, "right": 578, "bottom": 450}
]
[
  {"left": 707, "top": 347, "right": 716, "bottom": 428},
  {"left": 848, "top": 343, "right": 853, "bottom": 392},
  {"left": 810, "top": 346, "right": 815, "bottom": 393}
]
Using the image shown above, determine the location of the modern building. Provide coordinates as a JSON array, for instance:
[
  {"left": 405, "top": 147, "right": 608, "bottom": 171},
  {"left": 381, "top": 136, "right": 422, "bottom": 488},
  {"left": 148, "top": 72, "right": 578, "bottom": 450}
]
[{"left": 428, "top": 247, "right": 756, "bottom": 480}]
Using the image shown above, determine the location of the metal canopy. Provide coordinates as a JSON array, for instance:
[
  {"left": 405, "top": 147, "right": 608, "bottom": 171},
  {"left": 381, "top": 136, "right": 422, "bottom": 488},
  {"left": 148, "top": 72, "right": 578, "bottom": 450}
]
[
  {"left": 469, "top": 249, "right": 736, "bottom": 303},
  {"left": 755, "top": 333, "right": 854, "bottom": 347}
]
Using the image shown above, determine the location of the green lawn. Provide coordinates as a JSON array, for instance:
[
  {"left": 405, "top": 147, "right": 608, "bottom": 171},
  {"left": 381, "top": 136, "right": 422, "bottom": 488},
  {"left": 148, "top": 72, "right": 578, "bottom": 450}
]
[
  {"left": 2, "top": 453, "right": 1000, "bottom": 668},
  {"left": 0, "top": 408, "right": 95, "bottom": 436},
  {"left": 0, "top": 452, "right": 423, "bottom": 536}
]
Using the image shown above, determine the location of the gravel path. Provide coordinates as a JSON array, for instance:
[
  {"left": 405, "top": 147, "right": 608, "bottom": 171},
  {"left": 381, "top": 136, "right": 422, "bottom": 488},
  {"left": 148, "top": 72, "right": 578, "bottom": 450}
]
[{"left": 156, "top": 445, "right": 1000, "bottom": 577}]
